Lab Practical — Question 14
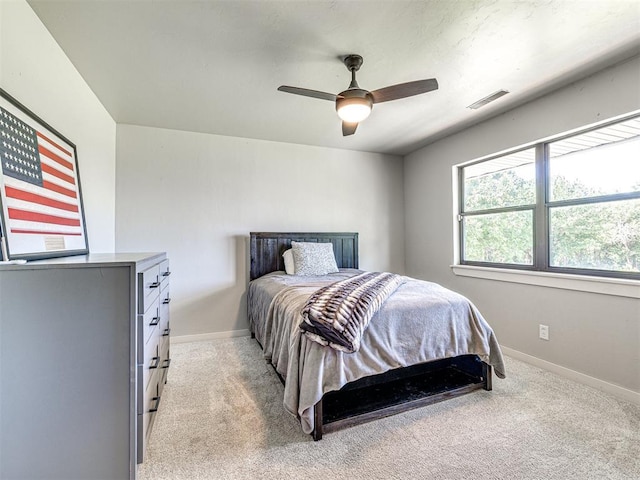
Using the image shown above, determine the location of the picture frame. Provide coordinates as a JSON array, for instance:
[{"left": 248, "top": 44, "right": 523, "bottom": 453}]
[{"left": 0, "top": 88, "right": 89, "bottom": 261}]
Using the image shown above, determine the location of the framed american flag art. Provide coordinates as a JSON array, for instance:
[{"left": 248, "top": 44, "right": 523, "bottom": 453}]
[{"left": 0, "top": 89, "right": 89, "bottom": 261}]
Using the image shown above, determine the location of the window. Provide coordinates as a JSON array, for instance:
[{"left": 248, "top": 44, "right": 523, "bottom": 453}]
[{"left": 458, "top": 115, "right": 640, "bottom": 279}]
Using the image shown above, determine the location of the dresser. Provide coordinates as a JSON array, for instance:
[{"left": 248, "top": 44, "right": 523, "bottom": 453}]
[{"left": 0, "top": 253, "right": 170, "bottom": 480}]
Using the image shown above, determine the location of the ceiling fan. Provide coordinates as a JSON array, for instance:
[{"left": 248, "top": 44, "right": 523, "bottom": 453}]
[{"left": 278, "top": 54, "right": 438, "bottom": 136}]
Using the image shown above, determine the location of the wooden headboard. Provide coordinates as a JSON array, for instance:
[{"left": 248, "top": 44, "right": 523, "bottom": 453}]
[{"left": 249, "top": 232, "right": 359, "bottom": 281}]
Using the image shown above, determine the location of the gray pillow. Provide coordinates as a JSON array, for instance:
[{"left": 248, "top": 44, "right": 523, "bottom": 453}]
[{"left": 291, "top": 241, "right": 339, "bottom": 276}]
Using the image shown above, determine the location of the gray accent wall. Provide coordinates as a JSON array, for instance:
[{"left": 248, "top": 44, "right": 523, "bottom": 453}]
[
  {"left": 115, "top": 125, "right": 405, "bottom": 337},
  {"left": 404, "top": 55, "right": 640, "bottom": 393}
]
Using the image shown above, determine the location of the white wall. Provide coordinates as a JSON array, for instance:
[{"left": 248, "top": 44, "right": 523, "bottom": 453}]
[
  {"left": 0, "top": 0, "right": 116, "bottom": 252},
  {"left": 116, "top": 124, "right": 404, "bottom": 337},
  {"left": 404, "top": 55, "right": 640, "bottom": 393}
]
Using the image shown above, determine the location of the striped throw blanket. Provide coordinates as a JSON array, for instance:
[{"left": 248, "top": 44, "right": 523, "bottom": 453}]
[{"left": 300, "top": 272, "right": 405, "bottom": 353}]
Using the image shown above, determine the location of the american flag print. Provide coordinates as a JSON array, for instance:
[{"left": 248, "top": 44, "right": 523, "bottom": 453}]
[{"left": 0, "top": 103, "right": 86, "bottom": 255}]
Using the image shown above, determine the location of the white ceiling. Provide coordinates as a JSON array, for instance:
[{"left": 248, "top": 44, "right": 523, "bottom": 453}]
[{"left": 27, "top": 0, "right": 640, "bottom": 156}]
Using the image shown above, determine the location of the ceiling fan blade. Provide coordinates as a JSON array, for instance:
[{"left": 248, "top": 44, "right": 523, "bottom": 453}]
[
  {"left": 342, "top": 121, "right": 358, "bottom": 136},
  {"left": 370, "top": 78, "right": 438, "bottom": 104},
  {"left": 278, "top": 86, "right": 337, "bottom": 101}
]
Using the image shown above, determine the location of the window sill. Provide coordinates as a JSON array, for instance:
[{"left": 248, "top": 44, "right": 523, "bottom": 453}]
[{"left": 451, "top": 265, "right": 639, "bottom": 299}]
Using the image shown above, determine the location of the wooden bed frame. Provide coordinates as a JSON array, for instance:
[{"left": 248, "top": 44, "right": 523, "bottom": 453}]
[{"left": 249, "top": 232, "right": 492, "bottom": 440}]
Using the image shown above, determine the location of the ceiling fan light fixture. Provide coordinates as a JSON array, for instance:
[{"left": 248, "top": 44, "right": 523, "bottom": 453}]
[{"left": 336, "top": 95, "right": 373, "bottom": 123}]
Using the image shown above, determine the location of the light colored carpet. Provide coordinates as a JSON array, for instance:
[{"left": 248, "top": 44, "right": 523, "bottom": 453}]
[{"left": 139, "top": 337, "right": 640, "bottom": 480}]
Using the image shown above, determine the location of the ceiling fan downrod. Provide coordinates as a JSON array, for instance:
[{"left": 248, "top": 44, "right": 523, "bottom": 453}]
[{"left": 343, "top": 54, "right": 363, "bottom": 89}]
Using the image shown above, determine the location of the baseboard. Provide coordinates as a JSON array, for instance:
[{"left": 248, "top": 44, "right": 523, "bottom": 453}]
[
  {"left": 501, "top": 346, "right": 640, "bottom": 406},
  {"left": 171, "top": 329, "right": 251, "bottom": 344}
]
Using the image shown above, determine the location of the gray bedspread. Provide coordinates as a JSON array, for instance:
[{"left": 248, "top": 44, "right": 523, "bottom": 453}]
[{"left": 247, "top": 269, "right": 506, "bottom": 434}]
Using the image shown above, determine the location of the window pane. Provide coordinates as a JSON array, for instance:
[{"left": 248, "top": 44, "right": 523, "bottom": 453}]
[
  {"left": 549, "top": 198, "right": 640, "bottom": 273},
  {"left": 464, "top": 210, "right": 534, "bottom": 265},
  {"left": 549, "top": 118, "right": 640, "bottom": 202},
  {"left": 463, "top": 149, "right": 535, "bottom": 211}
]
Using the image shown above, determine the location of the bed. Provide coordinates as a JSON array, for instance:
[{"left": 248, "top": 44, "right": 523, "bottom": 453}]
[{"left": 248, "top": 232, "right": 505, "bottom": 440}]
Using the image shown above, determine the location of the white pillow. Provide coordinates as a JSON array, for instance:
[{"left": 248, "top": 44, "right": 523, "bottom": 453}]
[
  {"left": 283, "top": 249, "right": 295, "bottom": 275},
  {"left": 291, "top": 241, "right": 339, "bottom": 276}
]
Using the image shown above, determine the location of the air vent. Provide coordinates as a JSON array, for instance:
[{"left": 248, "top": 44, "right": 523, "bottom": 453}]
[{"left": 467, "top": 90, "right": 509, "bottom": 110}]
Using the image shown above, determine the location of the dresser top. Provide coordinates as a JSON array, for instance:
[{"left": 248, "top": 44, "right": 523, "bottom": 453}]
[{"left": 0, "top": 252, "right": 166, "bottom": 271}]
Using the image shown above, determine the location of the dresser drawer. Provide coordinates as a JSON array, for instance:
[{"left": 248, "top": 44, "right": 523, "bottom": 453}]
[
  {"left": 136, "top": 377, "right": 160, "bottom": 464},
  {"left": 158, "top": 335, "right": 170, "bottom": 393},
  {"left": 160, "top": 281, "right": 170, "bottom": 305},
  {"left": 159, "top": 321, "right": 171, "bottom": 341},
  {"left": 159, "top": 335, "right": 170, "bottom": 370},
  {"left": 138, "top": 362, "right": 160, "bottom": 412},
  {"left": 160, "top": 363, "right": 169, "bottom": 391},
  {"left": 142, "top": 341, "right": 160, "bottom": 393},
  {"left": 160, "top": 328, "right": 170, "bottom": 354},
  {"left": 160, "top": 287, "right": 170, "bottom": 328},
  {"left": 138, "top": 265, "right": 160, "bottom": 314},
  {"left": 142, "top": 305, "right": 160, "bottom": 345},
  {"left": 159, "top": 259, "right": 171, "bottom": 288},
  {"left": 137, "top": 306, "right": 160, "bottom": 364},
  {"left": 136, "top": 411, "right": 153, "bottom": 464}
]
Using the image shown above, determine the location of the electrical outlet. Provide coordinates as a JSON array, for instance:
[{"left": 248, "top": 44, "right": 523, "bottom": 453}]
[{"left": 539, "top": 324, "right": 550, "bottom": 341}]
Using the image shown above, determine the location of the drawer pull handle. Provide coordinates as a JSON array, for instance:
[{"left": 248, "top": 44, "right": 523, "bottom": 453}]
[
  {"left": 162, "top": 271, "right": 171, "bottom": 277},
  {"left": 162, "top": 328, "right": 171, "bottom": 337},
  {"left": 149, "top": 356, "right": 161, "bottom": 369},
  {"left": 149, "top": 281, "right": 160, "bottom": 289},
  {"left": 162, "top": 358, "right": 171, "bottom": 369},
  {"left": 149, "top": 396, "right": 161, "bottom": 413},
  {"left": 149, "top": 316, "right": 160, "bottom": 327},
  {"left": 162, "top": 297, "right": 171, "bottom": 305}
]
